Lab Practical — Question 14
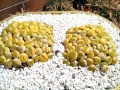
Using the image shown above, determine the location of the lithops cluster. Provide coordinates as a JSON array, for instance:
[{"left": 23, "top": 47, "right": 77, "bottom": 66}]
[
  {"left": 63, "top": 24, "right": 118, "bottom": 72},
  {"left": 0, "top": 21, "right": 54, "bottom": 68}
]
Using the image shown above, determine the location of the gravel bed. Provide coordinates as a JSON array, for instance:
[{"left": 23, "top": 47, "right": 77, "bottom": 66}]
[{"left": 0, "top": 13, "right": 120, "bottom": 90}]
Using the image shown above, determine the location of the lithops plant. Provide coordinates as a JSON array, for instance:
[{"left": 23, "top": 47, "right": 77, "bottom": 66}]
[
  {"left": 12, "top": 58, "right": 21, "bottom": 68},
  {"left": 48, "top": 53, "right": 54, "bottom": 59},
  {"left": 0, "top": 21, "right": 54, "bottom": 68},
  {"left": 67, "top": 50, "right": 78, "bottom": 62},
  {"left": 25, "top": 47, "right": 36, "bottom": 57},
  {"left": 63, "top": 24, "right": 118, "bottom": 72},
  {"left": 1, "top": 47, "right": 10, "bottom": 56},
  {"left": 111, "top": 57, "right": 118, "bottom": 65},
  {"left": 18, "top": 45, "right": 26, "bottom": 53},
  {"left": 88, "top": 64, "right": 97, "bottom": 72},
  {"left": 86, "top": 58, "right": 93, "bottom": 66},
  {"left": 63, "top": 58, "right": 70, "bottom": 66},
  {"left": 35, "top": 48, "right": 42, "bottom": 55},
  {"left": 19, "top": 53, "right": 29, "bottom": 63},
  {"left": 92, "top": 56, "right": 101, "bottom": 65},
  {"left": 27, "top": 59, "right": 34, "bottom": 67},
  {"left": 78, "top": 59, "right": 87, "bottom": 67},
  {"left": 39, "top": 53, "right": 48, "bottom": 62},
  {"left": 17, "top": 38, "right": 24, "bottom": 45},
  {"left": 11, "top": 50, "right": 20, "bottom": 58},
  {"left": 100, "top": 62, "right": 109, "bottom": 73},
  {"left": 70, "top": 61, "right": 78, "bottom": 67},
  {"left": 32, "top": 54, "right": 39, "bottom": 63},
  {"left": 0, "top": 56, "right": 6, "bottom": 64},
  {"left": 4, "top": 59, "right": 12, "bottom": 69}
]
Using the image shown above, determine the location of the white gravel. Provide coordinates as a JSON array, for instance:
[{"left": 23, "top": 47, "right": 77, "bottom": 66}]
[{"left": 0, "top": 12, "right": 120, "bottom": 90}]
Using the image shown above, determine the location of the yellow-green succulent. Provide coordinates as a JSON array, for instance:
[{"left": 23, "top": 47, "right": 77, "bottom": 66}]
[{"left": 62, "top": 24, "right": 118, "bottom": 72}]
